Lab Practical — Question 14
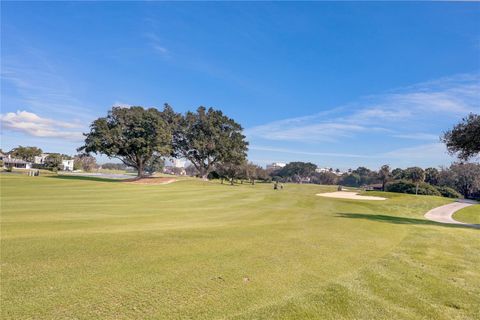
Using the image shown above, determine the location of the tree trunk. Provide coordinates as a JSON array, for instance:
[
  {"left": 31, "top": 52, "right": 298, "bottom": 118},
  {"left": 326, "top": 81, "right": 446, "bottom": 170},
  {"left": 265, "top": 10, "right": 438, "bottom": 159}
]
[
  {"left": 415, "top": 182, "right": 419, "bottom": 195},
  {"left": 230, "top": 178, "right": 234, "bottom": 185},
  {"left": 137, "top": 162, "right": 144, "bottom": 178}
]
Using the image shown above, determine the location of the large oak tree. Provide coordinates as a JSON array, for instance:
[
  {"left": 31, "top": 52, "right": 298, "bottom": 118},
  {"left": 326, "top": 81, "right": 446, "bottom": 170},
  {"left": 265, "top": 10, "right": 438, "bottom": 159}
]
[
  {"left": 173, "top": 106, "right": 248, "bottom": 179},
  {"left": 79, "top": 106, "right": 174, "bottom": 177}
]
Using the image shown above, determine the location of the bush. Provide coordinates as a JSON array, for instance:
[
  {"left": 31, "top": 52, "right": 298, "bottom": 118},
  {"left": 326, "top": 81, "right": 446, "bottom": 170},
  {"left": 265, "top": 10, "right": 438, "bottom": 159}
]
[
  {"left": 434, "top": 186, "right": 462, "bottom": 199},
  {"left": 385, "top": 180, "right": 441, "bottom": 196}
]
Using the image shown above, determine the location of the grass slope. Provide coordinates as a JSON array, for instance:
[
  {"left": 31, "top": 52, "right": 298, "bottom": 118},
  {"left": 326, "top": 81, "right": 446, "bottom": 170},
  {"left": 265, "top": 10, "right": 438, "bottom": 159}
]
[
  {"left": 1, "top": 175, "right": 479, "bottom": 319},
  {"left": 453, "top": 205, "right": 480, "bottom": 224}
]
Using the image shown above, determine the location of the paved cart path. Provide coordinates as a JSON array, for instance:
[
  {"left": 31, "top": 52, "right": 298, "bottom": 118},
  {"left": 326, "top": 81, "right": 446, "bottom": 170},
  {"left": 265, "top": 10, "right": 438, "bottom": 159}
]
[{"left": 424, "top": 200, "right": 480, "bottom": 228}]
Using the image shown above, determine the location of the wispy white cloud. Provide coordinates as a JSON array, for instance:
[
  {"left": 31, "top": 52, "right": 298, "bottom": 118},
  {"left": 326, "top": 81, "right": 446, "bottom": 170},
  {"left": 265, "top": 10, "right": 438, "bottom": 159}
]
[
  {"left": 250, "top": 146, "right": 375, "bottom": 158},
  {"left": 382, "top": 143, "right": 448, "bottom": 159},
  {"left": 392, "top": 133, "right": 440, "bottom": 141},
  {"left": 246, "top": 73, "right": 480, "bottom": 142},
  {"left": 144, "top": 33, "right": 169, "bottom": 56},
  {"left": 0, "top": 111, "right": 84, "bottom": 141},
  {"left": 1, "top": 43, "right": 95, "bottom": 121}
]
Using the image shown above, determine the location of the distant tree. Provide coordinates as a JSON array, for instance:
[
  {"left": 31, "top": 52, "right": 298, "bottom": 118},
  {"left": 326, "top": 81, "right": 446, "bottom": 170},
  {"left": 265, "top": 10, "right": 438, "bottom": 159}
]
[
  {"left": 351, "top": 166, "right": 378, "bottom": 185},
  {"left": 9, "top": 146, "right": 42, "bottom": 162},
  {"left": 424, "top": 167, "right": 439, "bottom": 186},
  {"left": 378, "top": 164, "right": 391, "bottom": 191},
  {"left": 256, "top": 166, "right": 269, "bottom": 182},
  {"left": 79, "top": 106, "right": 174, "bottom": 177},
  {"left": 73, "top": 154, "right": 97, "bottom": 172},
  {"left": 173, "top": 107, "right": 248, "bottom": 180},
  {"left": 277, "top": 162, "right": 317, "bottom": 183},
  {"left": 442, "top": 113, "right": 480, "bottom": 160},
  {"left": 241, "top": 162, "right": 262, "bottom": 185},
  {"left": 312, "top": 171, "right": 338, "bottom": 185},
  {"left": 216, "top": 161, "right": 244, "bottom": 185},
  {"left": 340, "top": 173, "right": 361, "bottom": 187},
  {"left": 391, "top": 168, "right": 405, "bottom": 180},
  {"left": 45, "top": 153, "right": 63, "bottom": 170},
  {"left": 405, "top": 167, "right": 425, "bottom": 195},
  {"left": 448, "top": 163, "right": 480, "bottom": 198}
]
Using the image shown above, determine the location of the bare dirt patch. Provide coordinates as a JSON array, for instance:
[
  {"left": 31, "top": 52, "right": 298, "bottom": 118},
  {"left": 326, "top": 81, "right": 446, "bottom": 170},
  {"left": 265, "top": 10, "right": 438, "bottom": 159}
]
[
  {"left": 316, "top": 191, "right": 386, "bottom": 201},
  {"left": 123, "top": 177, "right": 177, "bottom": 185}
]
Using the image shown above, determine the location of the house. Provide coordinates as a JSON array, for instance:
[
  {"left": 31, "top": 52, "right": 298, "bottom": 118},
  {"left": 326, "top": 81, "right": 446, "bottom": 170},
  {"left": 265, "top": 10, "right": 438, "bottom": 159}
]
[
  {"left": 34, "top": 153, "right": 74, "bottom": 171},
  {"left": 1, "top": 153, "right": 32, "bottom": 169},
  {"left": 266, "top": 162, "right": 286, "bottom": 170},
  {"left": 33, "top": 154, "right": 48, "bottom": 165},
  {"left": 61, "top": 159, "right": 74, "bottom": 171},
  {"left": 3, "top": 157, "right": 32, "bottom": 169}
]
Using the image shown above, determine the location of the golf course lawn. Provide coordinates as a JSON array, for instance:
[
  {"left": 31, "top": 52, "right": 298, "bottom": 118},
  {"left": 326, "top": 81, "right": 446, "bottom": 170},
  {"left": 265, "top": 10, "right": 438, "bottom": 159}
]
[
  {"left": 1, "top": 174, "right": 479, "bottom": 319},
  {"left": 453, "top": 205, "right": 480, "bottom": 225}
]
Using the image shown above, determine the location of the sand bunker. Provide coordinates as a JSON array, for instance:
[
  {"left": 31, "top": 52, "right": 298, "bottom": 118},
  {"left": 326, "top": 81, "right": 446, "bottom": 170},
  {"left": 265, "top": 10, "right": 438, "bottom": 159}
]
[
  {"left": 123, "top": 177, "right": 177, "bottom": 185},
  {"left": 316, "top": 191, "right": 386, "bottom": 201}
]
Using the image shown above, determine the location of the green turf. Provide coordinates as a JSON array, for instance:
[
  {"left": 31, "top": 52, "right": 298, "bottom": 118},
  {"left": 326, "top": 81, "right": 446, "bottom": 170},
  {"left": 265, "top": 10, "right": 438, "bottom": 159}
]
[
  {"left": 453, "top": 204, "right": 480, "bottom": 224},
  {"left": 1, "top": 174, "right": 479, "bottom": 319}
]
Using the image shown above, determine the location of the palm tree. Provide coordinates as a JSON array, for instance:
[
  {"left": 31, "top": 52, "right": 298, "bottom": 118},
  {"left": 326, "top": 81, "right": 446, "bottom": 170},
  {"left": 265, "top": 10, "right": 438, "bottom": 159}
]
[{"left": 407, "top": 167, "right": 425, "bottom": 195}]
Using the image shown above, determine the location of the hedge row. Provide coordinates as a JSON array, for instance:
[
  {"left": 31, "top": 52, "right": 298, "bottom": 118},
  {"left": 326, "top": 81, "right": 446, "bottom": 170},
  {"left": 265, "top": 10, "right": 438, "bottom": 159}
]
[{"left": 385, "top": 180, "right": 461, "bottom": 198}]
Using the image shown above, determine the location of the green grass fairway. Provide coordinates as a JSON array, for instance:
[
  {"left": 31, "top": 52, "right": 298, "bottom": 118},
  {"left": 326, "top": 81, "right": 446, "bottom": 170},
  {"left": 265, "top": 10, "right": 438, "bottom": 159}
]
[
  {"left": 453, "top": 205, "right": 480, "bottom": 224},
  {"left": 1, "top": 175, "right": 479, "bottom": 319}
]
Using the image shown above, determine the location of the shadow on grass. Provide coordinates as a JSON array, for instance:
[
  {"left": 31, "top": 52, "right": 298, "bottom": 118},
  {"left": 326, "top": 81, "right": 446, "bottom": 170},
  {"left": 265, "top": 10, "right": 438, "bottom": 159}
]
[
  {"left": 337, "top": 213, "right": 479, "bottom": 230},
  {"left": 48, "top": 175, "right": 123, "bottom": 183}
]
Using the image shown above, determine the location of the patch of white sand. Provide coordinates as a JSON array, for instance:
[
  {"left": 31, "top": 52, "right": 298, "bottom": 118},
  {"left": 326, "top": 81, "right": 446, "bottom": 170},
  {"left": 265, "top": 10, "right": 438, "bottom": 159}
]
[{"left": 316, "top": 191, "right": 386, "bottom": 201}]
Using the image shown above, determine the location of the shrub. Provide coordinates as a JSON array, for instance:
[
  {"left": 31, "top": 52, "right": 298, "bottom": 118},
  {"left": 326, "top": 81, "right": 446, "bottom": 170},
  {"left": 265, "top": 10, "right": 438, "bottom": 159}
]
[
  {"left": 434, "top": 186, "right": 462, "bottom": 199},
  {"left": 385, "top": 180, "right": 441, "bottom": 196}
]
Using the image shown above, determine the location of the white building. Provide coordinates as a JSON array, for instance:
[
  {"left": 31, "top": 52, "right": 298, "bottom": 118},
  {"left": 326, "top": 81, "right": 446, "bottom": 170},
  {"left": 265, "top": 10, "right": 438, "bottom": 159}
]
[
  {"left": 34, "top": 153, "right": 74, "bottom": 171},
  {"left": 172, "top": 158, "right": 186, "bottom": 168},
  {"left": 61, "top": 159, "right": 74, "bottom": 171},
  {"left": 316, "top": 167, "right": 344, "bottom": 176},
  {"left": 1, "top": 153, "right": 32, "bottom": 169},
  {"left": 266, "top": 162, "right": 286, "bottom": 170}
]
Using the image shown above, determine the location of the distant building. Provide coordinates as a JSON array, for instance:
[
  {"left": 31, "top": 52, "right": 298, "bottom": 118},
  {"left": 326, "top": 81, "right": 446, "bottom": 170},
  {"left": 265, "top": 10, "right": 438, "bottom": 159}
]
[
  {"left": 266, "top": 162, "right": 286, "bottom": 170},
  {"left": 34, "top": 154, "right": 46, "bottom": 165},
  {"left": 172, "top": 158, "right": 186, "bottom": 168},
  {"left": 1, "top": 153, "right": 32, "bottom": 169},
  {"left": 34, "top": 153, "right": 74, "bottom": 171},
  {"left": 316, "top": 167, "right": 344, "bottom": 176},
  {"left": 61, "top": 159, "right": 74, "bottom": 171},
  {"left": 3, "top": 157, "right": 32, "bottom": 169}
]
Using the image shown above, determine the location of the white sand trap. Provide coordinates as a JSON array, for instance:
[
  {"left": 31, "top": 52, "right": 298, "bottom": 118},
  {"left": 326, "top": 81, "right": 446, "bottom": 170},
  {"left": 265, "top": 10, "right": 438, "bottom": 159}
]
[{"left": 316, "top": 191, "right": 386, "bottom": 201}]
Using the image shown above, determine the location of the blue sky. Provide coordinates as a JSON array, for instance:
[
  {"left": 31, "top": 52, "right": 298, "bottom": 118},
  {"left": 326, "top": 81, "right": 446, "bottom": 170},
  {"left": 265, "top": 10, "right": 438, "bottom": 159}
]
[{"left": 1, "top": 2, "right": 479, "bottom": 169}]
